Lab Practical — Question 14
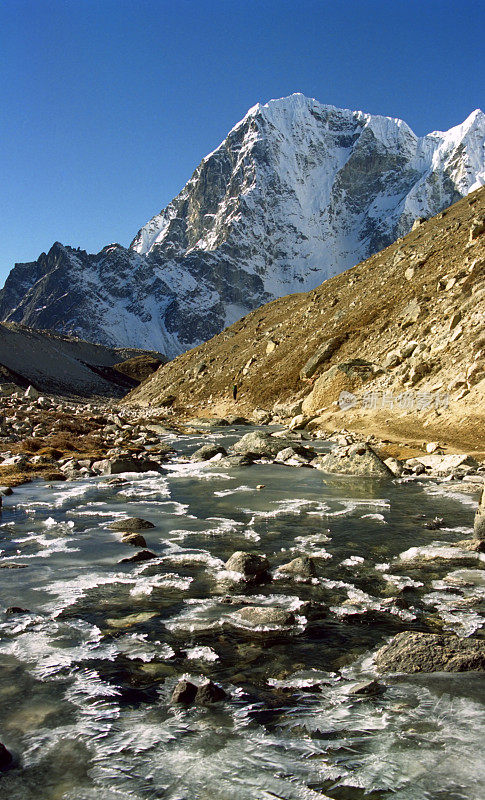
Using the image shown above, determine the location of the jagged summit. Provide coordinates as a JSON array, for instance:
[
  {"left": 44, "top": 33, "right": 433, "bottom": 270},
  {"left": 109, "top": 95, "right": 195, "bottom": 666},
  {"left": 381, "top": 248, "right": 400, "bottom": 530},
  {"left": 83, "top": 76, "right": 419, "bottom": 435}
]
[
  {"left": 234, "top": 93, "right": 413, "bottom": 133},
  {"left": 1, "top": 95, "right": 484, "bottom": 357}
]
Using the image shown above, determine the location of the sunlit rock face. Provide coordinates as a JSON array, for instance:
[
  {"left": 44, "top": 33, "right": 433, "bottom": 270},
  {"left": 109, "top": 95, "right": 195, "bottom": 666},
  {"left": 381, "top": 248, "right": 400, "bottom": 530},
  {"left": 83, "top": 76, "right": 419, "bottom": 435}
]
[{"left": 1, "top": 95, "right": 484, "bottom": 357}]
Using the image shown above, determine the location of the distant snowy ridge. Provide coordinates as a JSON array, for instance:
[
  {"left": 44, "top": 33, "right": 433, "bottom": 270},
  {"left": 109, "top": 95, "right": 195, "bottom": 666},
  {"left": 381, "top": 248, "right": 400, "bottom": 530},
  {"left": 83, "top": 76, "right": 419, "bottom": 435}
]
[{"left": 1, "top": 94, "right": 484, "bottom": 357}]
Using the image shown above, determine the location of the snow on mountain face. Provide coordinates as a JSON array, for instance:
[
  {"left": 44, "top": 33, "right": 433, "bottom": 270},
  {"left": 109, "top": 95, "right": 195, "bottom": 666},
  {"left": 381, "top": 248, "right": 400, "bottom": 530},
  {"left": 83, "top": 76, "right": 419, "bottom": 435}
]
[{"left": 2, "top": 94, "right": 484, "bottom": 358}]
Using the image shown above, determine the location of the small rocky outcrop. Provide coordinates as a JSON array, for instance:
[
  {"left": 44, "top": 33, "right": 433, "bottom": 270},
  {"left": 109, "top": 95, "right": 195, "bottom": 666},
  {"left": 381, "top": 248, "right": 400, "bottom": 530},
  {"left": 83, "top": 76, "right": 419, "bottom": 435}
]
[
  {"left": 94, "top": 455, "right": 163, "bottom": 475},
  {"left": 226, "top": 550, "right": 271, "bottom": 583},
  {"left": 275, "top": 556, "right": 316, "bottom": 580},
  {"left": 287, "top": 414, "right": 311, "bottom": 431},
  {"left": 252, "top": 409, "right": 272, "bottom": 424},
  {"left": 187, "top": 417, "right": 229, "bottom": 428},
  {"left": 24, "top": 385, "right": 39, "bottom": 400},
  {"left": 301, "top": 366, "right": 348, "bottom": 414},
  {"left": 224, "top": 415, "right": 250, "bottom": 425},
  {"left": 191, "top": 444, "right": 227, "bottom": 461},
  {"left": 474, "top": 483, "right": 485, "bottom": 538},
  {"left": 171, "top": 679, "right": 197, "bottom": 705},
  {"left": 469, "top": 217, "right": 485, "bottom": 240},
  {"left": 384, "top": 457, "right": 403, "bottom": 477},
  {"left": 316, "top": 443, "right": 393, "bottom": 478},
  {"left": 225, "top": 551, "right": 270, "bottom": 582},
  {"left": 170, "top": 679, "right": 226, "bottom": 706},
  {"left": 275, "top": 442, "right": 315, "bottom": 464},
  {"left": 119, "top": 550, "right": 157, "bottom": 564},
  {"left": 108, "top": 517, "right": 155, "bottom": 532},
  {"left": 235, "top": 606, "right": 296, "bottom": 628},
  {"left": 374, "top": 631, "right": 485, "bottom": 674},
  {"left": 195, "top": 681, "right": 227, "bottom": 704},
  {"left": 231, "top": 431, "right": 283, "bottom": 458}
]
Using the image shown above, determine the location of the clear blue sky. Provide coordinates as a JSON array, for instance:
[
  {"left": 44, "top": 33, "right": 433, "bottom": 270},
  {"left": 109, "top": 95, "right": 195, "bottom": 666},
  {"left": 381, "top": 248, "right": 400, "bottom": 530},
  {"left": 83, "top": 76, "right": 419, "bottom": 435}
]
[{"left": 1, "top": 0, "right": 483, "bottom": 283}]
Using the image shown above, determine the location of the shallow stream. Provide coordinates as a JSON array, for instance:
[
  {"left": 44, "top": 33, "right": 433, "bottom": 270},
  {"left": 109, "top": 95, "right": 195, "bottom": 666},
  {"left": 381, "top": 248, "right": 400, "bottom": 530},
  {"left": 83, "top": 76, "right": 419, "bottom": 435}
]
[{"left": 0, "top": 426, "right": 484, "bottom": 799}]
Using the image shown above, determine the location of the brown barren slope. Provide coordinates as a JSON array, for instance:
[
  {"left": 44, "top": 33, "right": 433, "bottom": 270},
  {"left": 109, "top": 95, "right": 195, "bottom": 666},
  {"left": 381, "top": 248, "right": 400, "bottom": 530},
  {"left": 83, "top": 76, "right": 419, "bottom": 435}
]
[{"left": 124, "top": 188, "right": 485, "bottom": 453}]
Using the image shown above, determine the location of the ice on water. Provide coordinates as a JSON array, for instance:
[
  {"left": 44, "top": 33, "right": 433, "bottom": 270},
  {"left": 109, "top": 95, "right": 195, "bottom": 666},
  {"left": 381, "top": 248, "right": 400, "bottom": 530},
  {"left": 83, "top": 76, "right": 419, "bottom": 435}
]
[{"left": 0, "top": 429, "right": 483, "bottom": 799}]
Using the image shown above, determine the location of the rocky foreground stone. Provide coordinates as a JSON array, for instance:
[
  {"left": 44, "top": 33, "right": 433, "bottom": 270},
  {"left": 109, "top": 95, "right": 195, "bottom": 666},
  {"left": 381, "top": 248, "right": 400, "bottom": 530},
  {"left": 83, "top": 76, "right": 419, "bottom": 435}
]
[
  {"left": 225, "top": 551, "right": 271, "bottom": 583},
  {"left": 231, "top": 431, "right": 283, "bottom": 458},
  {"left": 315, "top": 443, "right": 394, "bottom": 478},
  {"left": 275, "top": 556, "right": 317, "bottom": 581},
  {"left": 234, "top": 606, "right": 296, "bottom": 628},
  {"left": 374, "top": 631, "right": 485, "bottom": 674},
  {"left": 171, "top": 679, "right": 226, "bottom": 706}
]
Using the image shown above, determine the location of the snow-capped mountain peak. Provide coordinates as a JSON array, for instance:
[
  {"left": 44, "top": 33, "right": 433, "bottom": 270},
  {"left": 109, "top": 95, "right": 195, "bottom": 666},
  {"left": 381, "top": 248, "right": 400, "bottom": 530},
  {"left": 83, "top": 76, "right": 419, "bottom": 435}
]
[{"left": 1, "top": 95, "right": 484, "bottom": 357}]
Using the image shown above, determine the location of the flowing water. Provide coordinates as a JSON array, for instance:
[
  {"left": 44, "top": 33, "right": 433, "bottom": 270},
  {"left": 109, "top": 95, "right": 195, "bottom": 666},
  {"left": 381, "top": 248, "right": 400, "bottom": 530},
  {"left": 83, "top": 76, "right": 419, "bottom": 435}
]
[{"left": 0, "top": 426, "right": 484, "bottom": 800}]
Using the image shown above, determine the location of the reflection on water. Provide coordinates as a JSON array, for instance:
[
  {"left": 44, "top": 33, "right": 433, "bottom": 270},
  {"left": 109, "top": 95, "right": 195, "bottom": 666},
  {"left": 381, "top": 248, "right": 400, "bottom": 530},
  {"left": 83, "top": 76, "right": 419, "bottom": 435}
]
[{"left": 0, "top": 426, "right": 483, "bottom": 799}]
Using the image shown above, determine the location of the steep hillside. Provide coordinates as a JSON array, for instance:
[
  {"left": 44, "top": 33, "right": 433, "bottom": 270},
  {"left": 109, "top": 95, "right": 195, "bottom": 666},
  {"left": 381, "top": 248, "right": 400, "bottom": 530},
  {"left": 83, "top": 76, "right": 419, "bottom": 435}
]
[
  {"left": 1, "top": 95, "right": 484, "bottom": 356},
  {"left": 0, "top": 323, "right": 165, "bottom": 397},
  {"left": 124, "top": 188, "right": 485, "bottom": 452}
]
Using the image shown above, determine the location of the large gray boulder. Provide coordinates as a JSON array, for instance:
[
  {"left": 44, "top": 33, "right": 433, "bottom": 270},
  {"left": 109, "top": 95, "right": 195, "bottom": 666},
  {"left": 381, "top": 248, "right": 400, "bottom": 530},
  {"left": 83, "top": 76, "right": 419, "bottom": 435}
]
[
  {"left": 374, "top": 631, "right": 485, "bottom": 674},
  {"left": 231, "top": 431, "right": 284, "bottom": 458},
  {"left": 225, "top": 551, "right": 270, "bottom": 582},
  {"left": 93, "top": 456, "right": 135, "bottom": 474},
  {"left": 474, "top": 483, "right": 485, "bottom": 539},
  {"left": 316, "top": 443, "right": 394, "bottom": 478},
  {"left": 93, "top": 455, "right": 165, "bottom": 475}
]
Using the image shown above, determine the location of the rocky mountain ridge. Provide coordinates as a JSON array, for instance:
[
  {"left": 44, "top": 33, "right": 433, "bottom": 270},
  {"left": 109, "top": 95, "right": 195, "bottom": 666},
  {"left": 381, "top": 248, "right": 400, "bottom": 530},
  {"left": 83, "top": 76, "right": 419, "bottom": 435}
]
[
  {"left": 124, "top": 188, "right": 485, "bottom": 453},
  {"left": 1, "top": 95, "right": 484, "bottom": 356}
]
